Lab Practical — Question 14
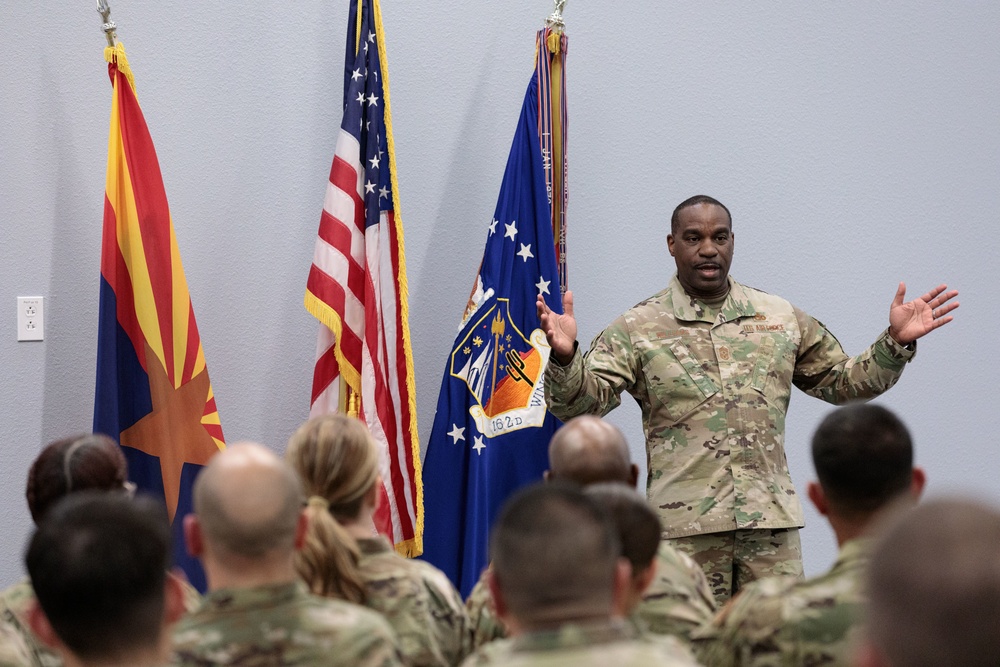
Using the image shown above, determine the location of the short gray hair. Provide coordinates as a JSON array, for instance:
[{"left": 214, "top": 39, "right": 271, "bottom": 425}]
[{"left": 194, "top": 443, "right": 304, "bottom": 558}]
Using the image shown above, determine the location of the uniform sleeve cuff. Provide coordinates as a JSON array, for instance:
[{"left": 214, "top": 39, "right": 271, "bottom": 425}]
[
  {"left": 879, "top": 328, "right": 917, "bottom": 362},
  {"left": 546, "top": 342, "right": 582, "bottom": 382}
]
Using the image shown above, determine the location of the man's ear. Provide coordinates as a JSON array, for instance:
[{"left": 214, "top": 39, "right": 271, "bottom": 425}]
[
  {"left": 542, "top": 470, "right": 551, "bottom": 483},
  {"left": 853, "top": 641, "right": 890, "bottom": 667},
  {"left": 26, "top": 601, "right": 62, "bottom": 650},
  {"left": 633, "top": 560, "right": 658, "bottom": 598},
  {"left": 628, "top": 464, "right": 640, "bottom": 490},
  {"left": 808, "top": 481, "right": 829, "bottom": 516},
  {"left": 486, "top": 568, "right": 508, "bottom": 621},
  {"left": 611, "top": 557, "right": 633, "bottom": 618},
  {"left": 910, "top": 466, "right": 927, "bottom": 500},
  {"left": 164, "top": 569, "right": 188, "bottom": 625},
  {"left": 667, "top": 234, "right": 676, "bottom": 257},
  {"left": 183, "top": 514, "right": 203, "bottom": 558}
]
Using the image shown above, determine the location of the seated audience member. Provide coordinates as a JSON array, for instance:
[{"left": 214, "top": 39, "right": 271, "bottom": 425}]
[
  {"left": 543, "top": 415, "right": 639, "bottom": 487},
  {"left": 172, "top": 442, "right": 403, "bottom": 667},
  {"left": 585, "top": 483, "right": 700, "bottom": 662},
  {"left": 466, "top": 416, "right": 715, "bottom": 650},
  {"left": 25, "top": 493, "right": 186, "bottom": 667},
  {"left": 856, "top": 498, "right": 1000, "bottom": 667},
  {"left": 1, "top": 434, "right": 135, "bottom": 667},
  {"left": 695, "top": 403, "right": 924, "bottom": 666},
  {"left": 286, "top": 415, "right": 468, "bottom": 667},
  {"left": 462, "top": 482, "right": 702, "bottom": 666}
]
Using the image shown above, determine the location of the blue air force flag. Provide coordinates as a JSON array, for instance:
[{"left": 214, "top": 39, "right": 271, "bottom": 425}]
[{"left": 421, "top": 68, "right": 564, "bottom": 596}]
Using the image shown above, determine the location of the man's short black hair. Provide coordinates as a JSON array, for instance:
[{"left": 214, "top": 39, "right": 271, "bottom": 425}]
[
  {"left": 490, "top": 482, "right": 621, "bottom": 624},
  {"left": 671, "top": 195, "right": 732, "bottom": 234},
  {"left": 812, "top": 403, "right": 913, "bottom": 517},
  {"left": 25, "top": 492, "right": 171, "bottom": 662},
  {"left": 585, "top": 484, "right": 660, "bottom": 575}
]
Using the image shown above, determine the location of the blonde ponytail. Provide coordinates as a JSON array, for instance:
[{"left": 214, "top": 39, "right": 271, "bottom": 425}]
[
  {"left": 286, "top": 415, "right": 381, "bottom": 603},
  {"left": 297, "top": 499, "right": 366, "bottom": 603}
]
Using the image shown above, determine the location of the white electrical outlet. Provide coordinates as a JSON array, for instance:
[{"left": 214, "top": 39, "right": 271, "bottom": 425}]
[{"left": 17, "top": 296, "right": 44, "bottom": 341}]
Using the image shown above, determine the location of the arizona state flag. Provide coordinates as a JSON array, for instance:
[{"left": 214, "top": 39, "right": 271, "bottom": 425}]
[
  {"left": 422, "top": 28, "right": 568, "bottom": 596},
  {"left": 93, "top": 43, "right": 224, "bottom": 591}
]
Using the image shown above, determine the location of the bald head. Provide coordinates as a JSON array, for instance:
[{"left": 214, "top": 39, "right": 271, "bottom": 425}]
[
  {"left": 193, "top": 442, "right": 305, "bottom": 559},
  {"left": 547, "top": 417, "right": 636, "bottom": 487}
]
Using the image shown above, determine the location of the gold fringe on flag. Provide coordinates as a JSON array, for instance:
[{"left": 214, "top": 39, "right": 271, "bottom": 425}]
[
  {"left": 373, "top": 0, "right": 424, "bottom": 559},
  {"left": 103, "top": 42, "right": 136, "bottom": 94}
]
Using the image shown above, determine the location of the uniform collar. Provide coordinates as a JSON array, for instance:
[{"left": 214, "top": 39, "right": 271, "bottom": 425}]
[
  {"left": 511, "top": 618, "right": 635, "bottom": 653},
  {"left": 668, "top": 275, "right": 758, "bottom": 324},
  {"left": 200, "top": 581, "right": 305, "bottom": 613},
  {"left": 833, "top": 536, "right": 874, "bottom": 570},
  {"left": 356, "top": 535, "right": 394, "bottom": 557}
]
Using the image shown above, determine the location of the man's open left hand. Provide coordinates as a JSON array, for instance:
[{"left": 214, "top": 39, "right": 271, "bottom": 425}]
[{"left": 888, "top": 282, "right": 959, "bottom": 345}]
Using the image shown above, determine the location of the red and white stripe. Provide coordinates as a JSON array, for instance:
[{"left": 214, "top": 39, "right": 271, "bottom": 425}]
[{"left": 307, "top": 127, "right": 418, "bottom": 550}]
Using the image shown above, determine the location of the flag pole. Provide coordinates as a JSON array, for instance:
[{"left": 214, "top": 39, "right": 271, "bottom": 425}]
[
  {"left": 96, "top": 0, "right": 118, "bottom": 47},
  {"left": 541, "top": 1, "right": 569, "bottom": 293}
]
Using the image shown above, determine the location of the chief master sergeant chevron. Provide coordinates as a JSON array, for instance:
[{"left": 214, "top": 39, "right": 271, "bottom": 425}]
[{"left": 536, "top": 195, "right": 958, "bottom": 605}]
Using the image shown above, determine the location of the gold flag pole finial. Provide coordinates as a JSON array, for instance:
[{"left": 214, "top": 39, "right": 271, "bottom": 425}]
[
  {"left": 97, "top": 0, "right": 117, "bottom": 47},
  {"left": 545, "top": 0, "right": 567, "bottom": 31}
]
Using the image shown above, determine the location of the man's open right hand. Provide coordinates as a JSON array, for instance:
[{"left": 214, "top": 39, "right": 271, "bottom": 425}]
[{"left": 537, "top": 291, "right": 577, "bottom": 365}]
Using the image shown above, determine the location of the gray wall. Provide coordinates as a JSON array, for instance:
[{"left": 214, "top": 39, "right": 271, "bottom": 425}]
[{"left": 2, "top": 1, "right": 997, "bottom": 585}]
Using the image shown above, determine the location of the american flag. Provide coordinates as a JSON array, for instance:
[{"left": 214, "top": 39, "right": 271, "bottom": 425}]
[{"left": 305, "top": 0, "right": 422, "bottom": 556}]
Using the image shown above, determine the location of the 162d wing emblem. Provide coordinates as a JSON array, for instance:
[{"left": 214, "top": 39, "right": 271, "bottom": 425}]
[{"left": 451, "top": 298, "right": 551, "bottom": 438}]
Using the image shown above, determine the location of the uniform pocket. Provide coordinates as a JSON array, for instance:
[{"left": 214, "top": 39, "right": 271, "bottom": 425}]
[
  {"left": 642, "top": 339, "right": 720, "bottom": 424},
  {"left": 748, "top": 333, "right": 795, "bottom": 414}
]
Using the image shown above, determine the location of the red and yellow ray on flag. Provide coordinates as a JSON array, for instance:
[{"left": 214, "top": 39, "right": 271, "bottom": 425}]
[{"left": 97, "top": 43, "right": 224, "bottom": 524}]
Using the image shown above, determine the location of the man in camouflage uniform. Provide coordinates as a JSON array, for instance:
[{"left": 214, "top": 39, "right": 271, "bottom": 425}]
[
  {"left": 23, "top": 494, "right": 187, "bottom": 667},
  {"left": 694, "top": 404, "right": 924, "bottom": 666},
  {"left": 537, "top": 195, "right": 958, "bottom": 603},
  {"left": 1, "top": 562, "right": 199, "bottom": 667},
  {"left": 461, "top": 483, "right": 703, "bottom": 667},
  {"left": 171, "top": 443, "right": 402, "bottom": 667},
  {"left": 464, "top": 416, "right": 716, "bottom": 651},
  {"left": 584, "top": 484, "right": 716, "bottom": 643}
]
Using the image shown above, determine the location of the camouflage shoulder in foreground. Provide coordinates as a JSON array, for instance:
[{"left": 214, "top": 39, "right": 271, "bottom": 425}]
[
  {"left": 461, "top": 619, "right": 704, "bottom": 667},
  {"left": 0, "top": 616, "right": 34, "bottom": 667},
  {"left": 357, "top": 537, "right": 469, "bottom": 667},
  {"left": 0, "top": 579, "right": 61, "bottom": 667},
  {"left": 693, "top": 538, "right": 871, "bottom": 667},
  {"left": 170, "top": 581, "right": 403, "bottom": 667},
  {"left": 464, "top": 565, "right": 508, "bottom": 653},
  {"left": 634, "top": 541, "right": 716, "bottom": 642}
]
